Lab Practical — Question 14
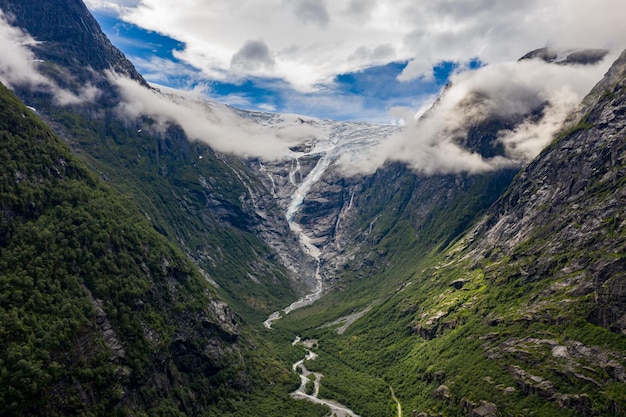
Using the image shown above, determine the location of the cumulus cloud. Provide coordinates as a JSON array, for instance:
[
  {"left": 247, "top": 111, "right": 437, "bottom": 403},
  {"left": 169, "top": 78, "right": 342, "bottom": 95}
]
[
  {"left": 86, "top": 0, "right": 626, "bottom": 92},
  {"left": 338, "top": 56, "right": 611, "bottom": 175},
  {"left": 109, "top": 73, "right": 322, "bottom": 160},
  {"left": 230, "top": 40, "right": 276, "bottom": 73},
  {"left": 0, "top": 12, "right": 100, "bottom": 105},
  {"left": 292, "top": 0, "right": 330, "bottom": 28}
]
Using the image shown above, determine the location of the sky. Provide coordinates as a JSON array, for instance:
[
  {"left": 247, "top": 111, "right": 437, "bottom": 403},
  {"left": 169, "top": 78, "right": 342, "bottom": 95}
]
[
  {"left": 1, "top": 1, "right": 625, "bottom": 176},
  {"left": 83, "top": 0, "right": 626, "bottom": 123}
]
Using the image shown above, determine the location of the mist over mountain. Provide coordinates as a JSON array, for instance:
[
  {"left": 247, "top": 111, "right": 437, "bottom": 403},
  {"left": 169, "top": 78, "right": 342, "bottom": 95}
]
[{"left": 1, "top": 0, "right": 625, "bottom": 416}]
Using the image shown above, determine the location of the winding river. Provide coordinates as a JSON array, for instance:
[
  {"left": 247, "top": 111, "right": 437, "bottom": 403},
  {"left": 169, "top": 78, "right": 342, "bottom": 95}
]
[
  {"left": 291, "top": 337, "right": 361, "bottom": 417},
  {"left": 262, "top": 123, "right": 402, "bottom": 415}
]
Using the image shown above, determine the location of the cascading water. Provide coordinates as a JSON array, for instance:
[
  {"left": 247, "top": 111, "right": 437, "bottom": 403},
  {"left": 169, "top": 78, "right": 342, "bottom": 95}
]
[
  {"left": 263, "top": 122, "right": 399, "bottom": 329},
  {"left": 257, "top": 118, "right": 400, "bottom": 416}
]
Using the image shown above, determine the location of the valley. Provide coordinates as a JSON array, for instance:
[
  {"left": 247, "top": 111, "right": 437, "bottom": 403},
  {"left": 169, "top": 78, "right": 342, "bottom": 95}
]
[{"left": 0, "top": 0, "right": 625, "bottom": 416}]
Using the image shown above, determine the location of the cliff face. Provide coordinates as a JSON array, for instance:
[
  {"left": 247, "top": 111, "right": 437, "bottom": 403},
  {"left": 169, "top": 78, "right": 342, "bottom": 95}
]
[
  {"left": 0, "top": 0, "right": 146, "bottom": 87},
  {"left": 474, "top": 48, "right": 626, "bottom": 333}
]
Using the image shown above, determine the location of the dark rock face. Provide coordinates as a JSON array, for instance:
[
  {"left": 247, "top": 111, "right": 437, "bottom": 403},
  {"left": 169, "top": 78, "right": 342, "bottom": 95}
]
[
  {"left": 520, "top": 47, "right": 609, "bottom": 65},
  {"left": 474, "top": 48, "right": 626, "bottom": 333},
  {"left": 0, "top": 0, "right": 146, "bottom": 87}
]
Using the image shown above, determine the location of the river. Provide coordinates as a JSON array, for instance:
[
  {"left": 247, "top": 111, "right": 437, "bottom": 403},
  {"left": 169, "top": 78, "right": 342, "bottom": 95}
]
[
  {"left": 262, "top": 123, "right": 402, "bottom": 415},
  {"left": 291, "top": 337, "right": 361, "bottom": 417}
]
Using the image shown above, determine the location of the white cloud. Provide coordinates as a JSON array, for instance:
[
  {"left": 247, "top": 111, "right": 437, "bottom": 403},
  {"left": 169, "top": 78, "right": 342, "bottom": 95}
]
[
  {"left": 0, "top": 12, "right": 100, "bottom": 105},
  {"left": 110, "top": 73, "right": 323, "bottom": 160},
  {"left": 230, "top": 39, "right": 276, "bottom": 75},
  {"left": 338, "top": 56, "right": 612, "bottom": 176},
  {"left": 86, "top": 0, "right": 626, "bottom": 92}
]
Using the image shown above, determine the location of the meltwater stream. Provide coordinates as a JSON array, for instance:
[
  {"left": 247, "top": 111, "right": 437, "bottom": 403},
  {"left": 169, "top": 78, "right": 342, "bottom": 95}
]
[
  {"left": 263, "top": 122, "right": 399, "bottom": 329},
  {"left": 259, "top": 121, "right": 399, "bottom": 416}
]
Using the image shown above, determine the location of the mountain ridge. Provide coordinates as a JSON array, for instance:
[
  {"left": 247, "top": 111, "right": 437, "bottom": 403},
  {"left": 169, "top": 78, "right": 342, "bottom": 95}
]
[
  {"left": 1, "top": 0, "right": 625, "bottom": 415},
  {"left": 276, "top": 47, "right": 626, "bottom": 416}
]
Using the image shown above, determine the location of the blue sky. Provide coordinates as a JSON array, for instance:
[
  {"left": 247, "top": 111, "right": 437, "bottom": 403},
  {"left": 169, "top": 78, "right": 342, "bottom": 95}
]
[
  {"left": 94, "top": 11, "right": 465, "bottom": 123},
  {"left": 86, "top": 0, "right": 625, "bottom": 124}
]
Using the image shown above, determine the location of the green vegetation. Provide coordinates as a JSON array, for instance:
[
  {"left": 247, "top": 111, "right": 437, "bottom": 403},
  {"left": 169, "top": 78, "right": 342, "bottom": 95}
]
[
  {"left": 305, "top": 374, "right": 316, "bottom": 395},
  {"left": 552, "top": 113, "right": 594, "bottom": 144},
  {"left": 36, "top": 101, "right": 300, "bottom": 324},
  {"left": 274, "top": 231, "right": 626, "bottom": 416},
  {"left": 0, "top": 83, "right": 326, "bottom": 416}
]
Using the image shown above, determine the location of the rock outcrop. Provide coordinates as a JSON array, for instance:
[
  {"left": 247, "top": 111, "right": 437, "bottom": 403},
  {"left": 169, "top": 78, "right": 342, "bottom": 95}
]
[{"left": 0, "top": 0, "right": 146, "bottom": 88}]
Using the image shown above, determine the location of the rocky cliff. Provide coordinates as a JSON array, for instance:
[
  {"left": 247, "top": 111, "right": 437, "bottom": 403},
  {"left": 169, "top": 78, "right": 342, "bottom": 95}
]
[
  {"left": 474, "top": 48, "right": 626, "bottom": 333},
  {"left": 284, "top": 49, "right": 626, "bottom": 416}
]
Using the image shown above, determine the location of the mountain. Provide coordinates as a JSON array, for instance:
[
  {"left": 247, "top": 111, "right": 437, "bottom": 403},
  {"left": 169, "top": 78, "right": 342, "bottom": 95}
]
[
  {"left": 0, "top": 80, "right": 331, "bottom": 417},
  {"left": 0, "top": 0, "right": 314, "bottom": 322},
  {"left": 278, "top": 50, "right": 626, "bottom": 416},
  {"left": 2, "top": 0, "right": 625, "bottom": 415},
  {"left": 0, "top": 1, "right": 327, "bottom": 415},
  {"left": 0, "top": 81, "right": 242, "bottom": 415},
  {"left": 520, "top": 47, "right": 609, "bottom": 65}
]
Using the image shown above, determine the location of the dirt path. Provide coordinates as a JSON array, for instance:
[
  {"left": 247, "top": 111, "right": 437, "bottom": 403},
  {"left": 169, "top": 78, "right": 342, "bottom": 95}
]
[{"left": 390, "top": 386, "right": 402, "bottom": 417}]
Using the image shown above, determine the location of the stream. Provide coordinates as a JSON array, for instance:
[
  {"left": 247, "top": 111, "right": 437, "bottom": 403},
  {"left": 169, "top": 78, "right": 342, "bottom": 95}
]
[
  {"left": 262, "top": 124, "right": 400, "bottom": 415},
  {"left": 261, "top": 137, "right": 361, "bottom": 416},
  {"left": 291, "top": 337, "right": 361, "bottom": 417},
  {"left": 262, "top": 139, "right": 331, "bottom": 329},
  {"left": 263, "top": 122, "right": 399, "bottom": 329}
]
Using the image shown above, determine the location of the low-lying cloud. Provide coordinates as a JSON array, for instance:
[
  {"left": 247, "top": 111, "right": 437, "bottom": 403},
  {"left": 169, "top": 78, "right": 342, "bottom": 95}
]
[
  {"left": 111, "top": 51, "right": 613, "bottom": 177},
  {"left": 110, "top": 73, "right": 322, "bottom": 160},
  {"left": 338, "top": 56, "right": 613, "bottom": 175},
  {"left": 0, "top": 12, "right": 100, "bottom": 105}
]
